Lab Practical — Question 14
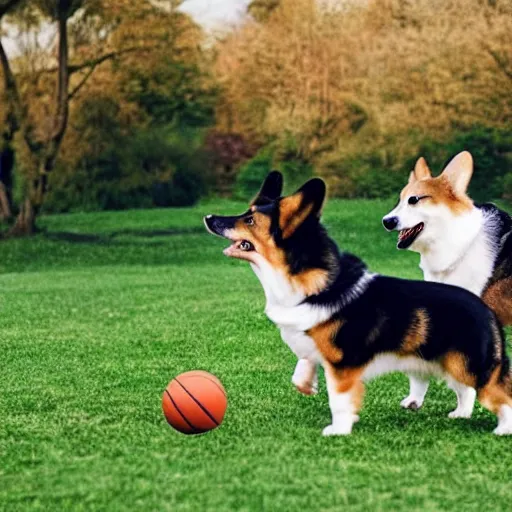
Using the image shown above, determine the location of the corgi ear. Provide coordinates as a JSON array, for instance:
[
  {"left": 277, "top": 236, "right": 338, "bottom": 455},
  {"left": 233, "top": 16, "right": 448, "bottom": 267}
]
[
  {"left": 441, "top": 151, "right": 473, "bottom": 195},
  {"left": 252, "top": 171, "right": 283, "bottom": 205},
  {"left": 279, "top": 178, "right": 326, "bottom": 239},
  {"left": 413, "top": 157, "right": 432, "bottom": 181}
]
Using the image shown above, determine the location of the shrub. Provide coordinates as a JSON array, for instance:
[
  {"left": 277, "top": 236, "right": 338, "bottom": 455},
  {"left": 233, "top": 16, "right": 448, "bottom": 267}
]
[
  {"left": 233, "top": 138, "right": 313, "bottom": 200},
  {"left": 273, "top": 134, "right": 314, "bottom": 194},
  {"left": 205, "top": 132, "right": 255, "bottom": 195},
  {"left": 352, "top": 168, "right": 404, "bottom": 199},
  {"left": 503, "top": 173, "right": 512, "bottom": 202},
  {"left": 408, "top": 126, "right": 512, "bottom": 202},
  {"left": 233, "top": 148, "right": 274, "bottom": 201},
  {"left": 44, "top": 129, "right": 209, "bottom": 213},
  {"left": 320, "top": 148, "right": 406, "bottom": 199},
  {"left": 319, "top": 126, "right": 512, "bottom": 201},
  {"left": 278, "top": 158, "right": 314, "bottom": 194}
]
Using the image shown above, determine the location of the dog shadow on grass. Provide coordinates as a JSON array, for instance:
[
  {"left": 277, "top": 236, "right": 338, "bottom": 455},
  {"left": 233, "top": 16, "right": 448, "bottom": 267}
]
[
  {"left": 43, "top": 226, "right": 206, "bottom": 245},
  {"left": 301, "top": 397, "right": 497, "bottom": 437},
  {"left": 354, "top": 409, "right": 497, "bottom": 437}
]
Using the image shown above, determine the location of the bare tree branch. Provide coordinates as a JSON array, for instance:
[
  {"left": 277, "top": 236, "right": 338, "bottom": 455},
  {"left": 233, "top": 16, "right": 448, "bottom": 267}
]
[
  {"left": 67, "top": 45, "right": 160, "bottom": 100},
  {"left": 68, "top": 47, "right": 151, "bottom": 73},
  {"left": 52, "top": 12, "right": 69, "bottom": 143},
  {"left": 68, "top": 65, "right": 96, "bottom": 100},
  {"left": 29, "top": 45, "right": 161, "bottom": 77}
]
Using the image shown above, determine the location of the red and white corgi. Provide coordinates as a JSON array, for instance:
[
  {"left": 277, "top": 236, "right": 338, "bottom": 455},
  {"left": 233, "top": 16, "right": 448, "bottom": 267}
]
[
  {"left": 383, "top": 151, "right": 512, "bottom": 411},
  {"left": 205, "top": 172, "right": 512, "bottom": 435}
]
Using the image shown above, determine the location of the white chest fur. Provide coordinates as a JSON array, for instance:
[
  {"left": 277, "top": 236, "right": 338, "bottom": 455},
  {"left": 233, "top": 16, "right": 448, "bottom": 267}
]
[
  {"left": 265, "top": 299, "right": 331, "bottom": 364},
  {"left": 250, "top": 257, "right": 330, "bottom": 363},
  {"left": 278, "top": 326, "right": 322, "bottom": 362},
  {"left": 421, "top": 238, "right": 494, "bottom": 296},
  {"left": 418, "top": 208, "right": 498, "bottom": 296}
]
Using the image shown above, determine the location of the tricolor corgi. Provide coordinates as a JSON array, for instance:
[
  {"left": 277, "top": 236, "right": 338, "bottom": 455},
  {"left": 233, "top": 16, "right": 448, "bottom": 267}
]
[
  {"left": 205, "top": 172, "right": 512, "bottom": 435},
  {"left": 383, "top": 151, "right": 512, "bottom": 412}
]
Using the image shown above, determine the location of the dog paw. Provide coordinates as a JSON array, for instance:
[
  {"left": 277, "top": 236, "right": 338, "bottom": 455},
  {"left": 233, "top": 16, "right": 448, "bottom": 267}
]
[
  {"left": 322, "top": 424, "right": 352, "bottom": 436},
  {"left": 293, "top": 381, "right": 318, "bottom": 396},
  {"left": 291, "top": 359, "right": 318, "bottom": 396},
  {"left": 493, "top": 424, "right": 512, "bottom": 436},
  {"left": 400, "top": 396, "right": 423, "bottom": 410},
  {"left": 494, "top": 406, "right": 512, "bottom": 435},
  {"left": 448, "top": 408, "right": 472, "bottom": 419}
]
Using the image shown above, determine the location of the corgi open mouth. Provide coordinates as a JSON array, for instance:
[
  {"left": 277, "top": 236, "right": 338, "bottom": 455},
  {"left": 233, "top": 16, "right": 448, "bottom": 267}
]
[
  {"left": 223, "top": 239, "right": 255, "bottom": 257},
  {"left": 203, "top": 216, "right": 256, "bottom": 259},
  {"left": 397, "top": 222, "right": 424, "bottom": 249}
]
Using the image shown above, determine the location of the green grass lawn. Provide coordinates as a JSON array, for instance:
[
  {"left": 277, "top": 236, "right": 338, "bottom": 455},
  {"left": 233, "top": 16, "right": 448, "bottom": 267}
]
[{"left": 1, "top": 198, "right": 511, "bottom": 511}]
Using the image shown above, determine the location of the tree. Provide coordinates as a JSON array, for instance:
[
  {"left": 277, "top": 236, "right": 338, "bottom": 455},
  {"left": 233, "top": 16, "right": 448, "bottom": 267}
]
[
  {"left": 215, "top": 0, "right": 512, "bottom": 189},
  {"left": 0, "top": 0, "right": 23, "bottom": 221},
  {"left": 248, "top": 0, "right": 280, "bottom": 22},
  {"left": 0, "top": 0, "right": 202, "bottom": 234},
  {"left": 0, "top": 133, "right": 14, "bottom": 220},
  {"left": 215, "top": 0, "right": 368, "bottom": 162}
]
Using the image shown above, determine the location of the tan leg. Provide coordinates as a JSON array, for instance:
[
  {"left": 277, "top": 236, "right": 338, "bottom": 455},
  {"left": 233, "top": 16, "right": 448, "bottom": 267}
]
[
  {"left": 477, "top": 366, "right": 512, "bottom": 435},
  {"left": 322, "top": 364, "right": 364, "bottom": 436}
]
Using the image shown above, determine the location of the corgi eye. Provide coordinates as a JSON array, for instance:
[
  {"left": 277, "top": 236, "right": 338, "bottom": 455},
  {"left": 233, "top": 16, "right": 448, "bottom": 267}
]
[
  {"left": 240, "top": 240, "right": 253, "bottom": 251},
  {"left": 408, "top": 195, "right": 430, "bottom": 205},
  {"left": 244, "top": 216, "right": 255, "bottom": 226}
]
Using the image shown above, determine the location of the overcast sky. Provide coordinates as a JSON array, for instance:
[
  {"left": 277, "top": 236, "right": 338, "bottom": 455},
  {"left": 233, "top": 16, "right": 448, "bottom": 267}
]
[
  {"left": 1, "top": 0, "right": 251, "bottom": 57},
  {"left": 181, "top": 0, "right": 251, "bottom": 30}
]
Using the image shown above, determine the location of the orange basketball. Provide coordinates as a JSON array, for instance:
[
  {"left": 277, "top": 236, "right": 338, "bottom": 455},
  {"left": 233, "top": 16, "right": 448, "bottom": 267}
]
[{"left": 162, "top": 370, "right": 227, "bottom": 435}]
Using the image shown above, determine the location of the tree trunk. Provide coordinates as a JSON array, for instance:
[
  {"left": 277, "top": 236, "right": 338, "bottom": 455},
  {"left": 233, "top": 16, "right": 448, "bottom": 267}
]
[
  {"left": 7, "top": 160, "right": 48, "bottom": 237},
  {"left": 5, "top": 11, "right": 70, "bottom": 238},
  {"left": 0, "top": 183, "right": 12, "bottom": 221},
  {"left": 0, "top": 144, "right": 14, "bottom": 221},
  {"left": 9, "top": 197, "right": 37, "bottom": 236}
]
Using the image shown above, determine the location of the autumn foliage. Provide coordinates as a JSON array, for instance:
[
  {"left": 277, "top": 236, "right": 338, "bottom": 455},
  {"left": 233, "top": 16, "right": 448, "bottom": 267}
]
[
  {"left": 0, "top": 0, "right": 511, "bottom": 234},
  {"left": 0, "top": 0, "right": 213, "bottom": 232},
  {"left": 215, "top": 0, "right": 512, "bottom": 196}
]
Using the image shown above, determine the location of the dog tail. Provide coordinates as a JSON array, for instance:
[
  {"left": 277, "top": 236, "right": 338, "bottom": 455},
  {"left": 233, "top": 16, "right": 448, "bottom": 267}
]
[
  {"left": 495, "top": 321, "right": 512, "bottom": 397},
  {"left": 501, "top": 357, "right": 512, "bottom": 397},
  {"left": 490, "top": 316, "right": 512, "bottom": 396}
]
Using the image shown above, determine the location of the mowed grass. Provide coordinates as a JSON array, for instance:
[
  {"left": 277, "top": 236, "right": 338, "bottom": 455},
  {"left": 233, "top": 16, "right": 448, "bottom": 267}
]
[{"left": 1, "top": 198, "right": 511, "bottom": 512}]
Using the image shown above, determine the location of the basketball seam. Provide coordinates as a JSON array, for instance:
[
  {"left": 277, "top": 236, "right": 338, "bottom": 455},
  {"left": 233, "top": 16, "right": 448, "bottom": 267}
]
[
  {"left": 174, "top": 379, "right": 220, "bottom": 426},
  {"left": 165, "top": 389, "right": 201, "bottom": 433},
  {"left": 194, "top": 374, "right": 227, "bottom": 397}
]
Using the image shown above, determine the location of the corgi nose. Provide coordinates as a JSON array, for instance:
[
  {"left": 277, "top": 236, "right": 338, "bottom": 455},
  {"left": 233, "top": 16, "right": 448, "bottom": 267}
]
[{"left": 382, "top": 216, "right": 398, "bottom": 230}]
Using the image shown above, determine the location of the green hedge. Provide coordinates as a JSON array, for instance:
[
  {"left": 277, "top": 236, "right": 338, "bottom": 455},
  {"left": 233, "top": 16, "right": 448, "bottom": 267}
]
[
  {"left": 409, "top": 126, "right": 512, "bottom": 202},
  {"left": 43, "top": 124, "right": 512, "bottom": 212},
  {"left": 44, "top": 129, "right": 209, "bottom": 213},
  {"left": 323, "top": 126, "right": 512, "bottom": 201},
  {"left": 234, "top": 145, "right": 313, "bottom": 201}
]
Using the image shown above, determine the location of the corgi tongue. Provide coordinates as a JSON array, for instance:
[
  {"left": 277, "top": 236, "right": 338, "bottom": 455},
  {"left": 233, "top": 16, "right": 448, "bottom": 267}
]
[
  {"left": 398, "top": 227, "right": 414, "bottom": 241},
  {"left": 397, "top": 222, "right": 424, "bottom": 247}
]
